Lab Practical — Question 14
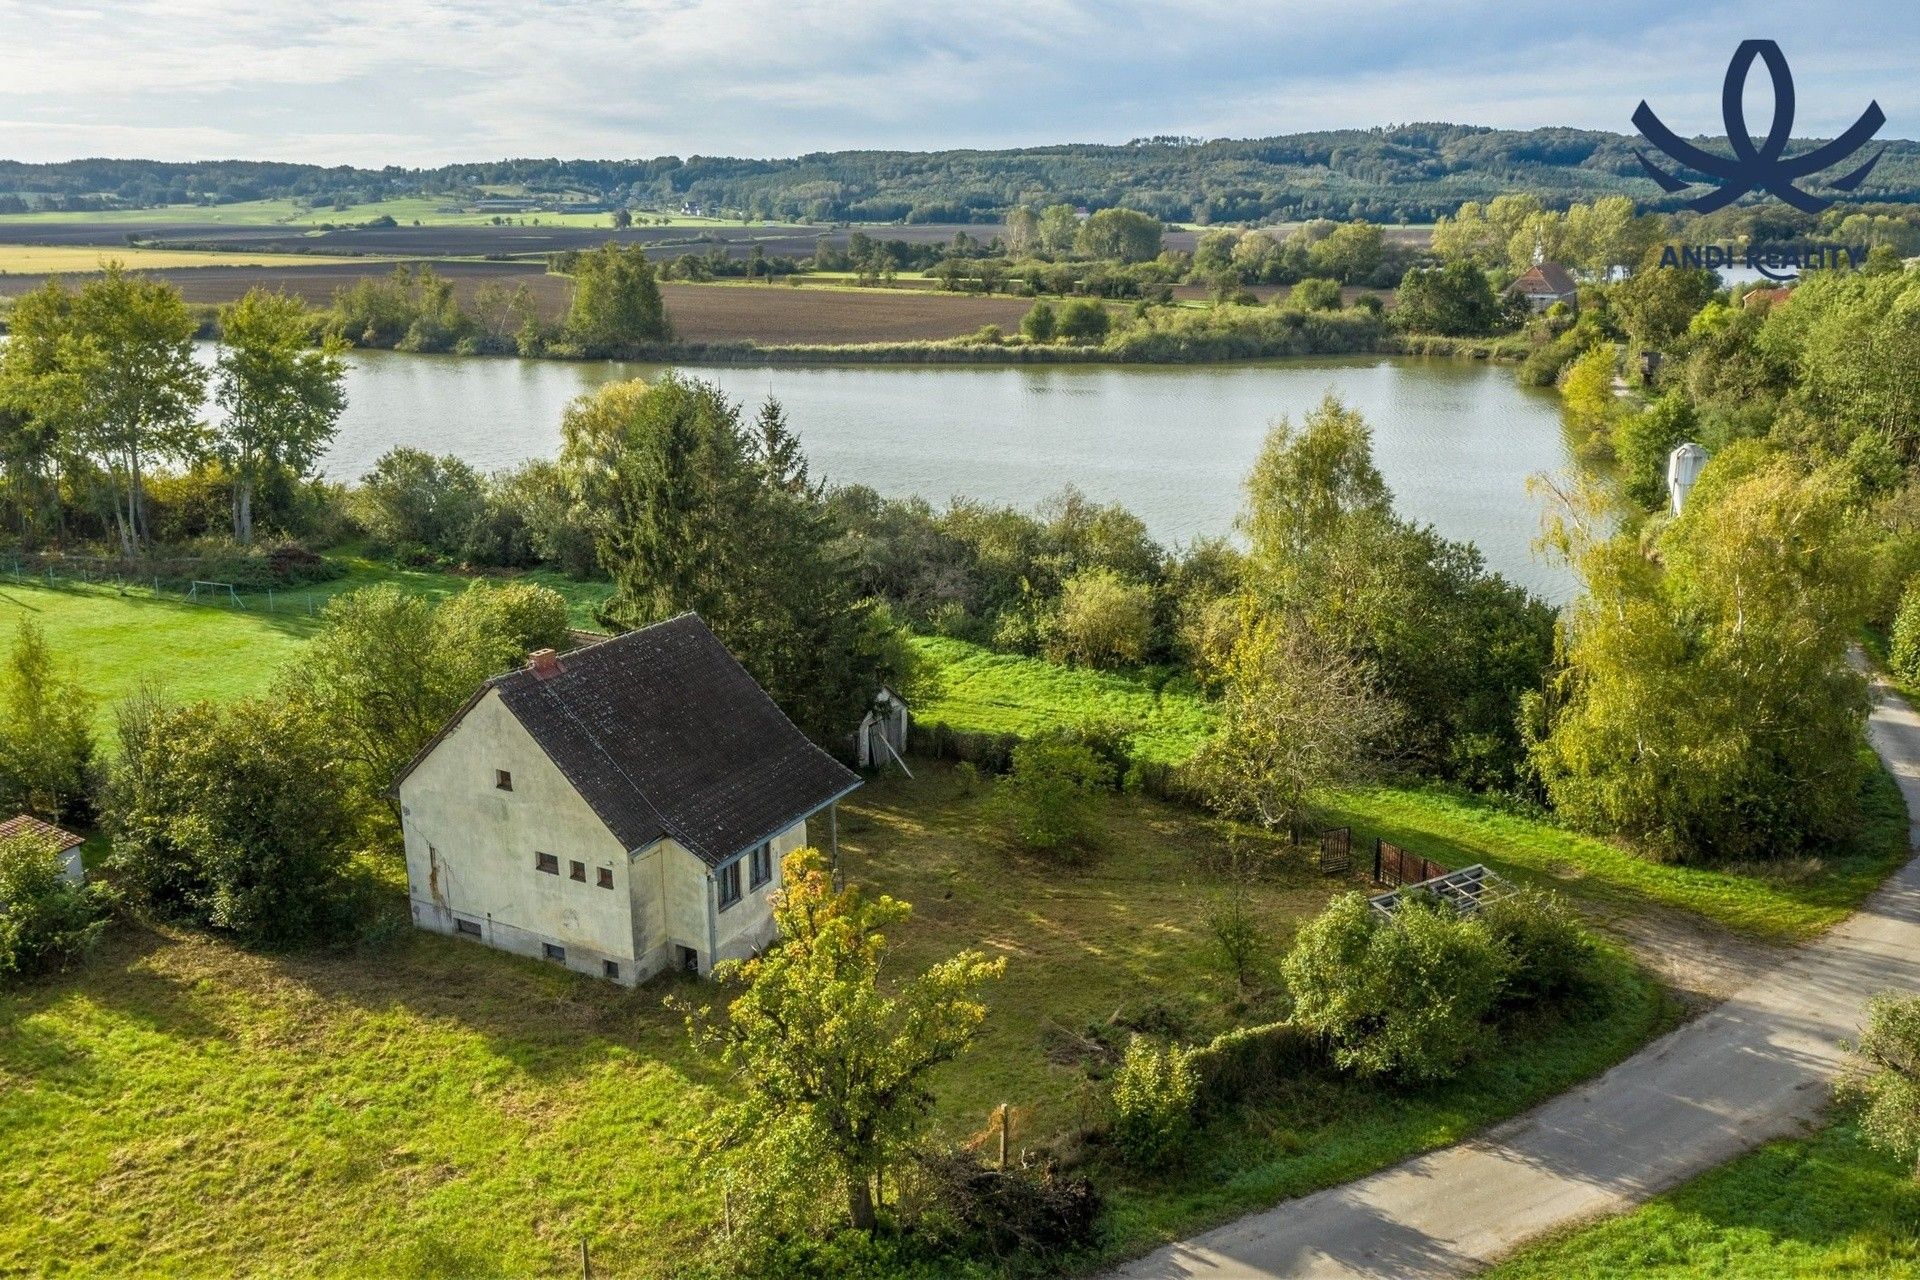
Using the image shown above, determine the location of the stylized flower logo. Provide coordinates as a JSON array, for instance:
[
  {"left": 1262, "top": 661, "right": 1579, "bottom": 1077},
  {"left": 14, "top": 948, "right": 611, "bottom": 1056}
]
[{"left": 1633, "top": 40, "right": 1884, "bottom": 213}]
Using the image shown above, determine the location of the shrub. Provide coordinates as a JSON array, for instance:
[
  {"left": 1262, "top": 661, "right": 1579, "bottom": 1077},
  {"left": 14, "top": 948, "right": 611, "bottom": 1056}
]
[
  {"left": 1282, "top": 892, "right": 1511, "bottom": 1081},
  {"left": 1110, "top": 1037, "right": 1199, "bottom": 1167},
  {"left": 1207, "top": 894, "right": 1267, "bottom": 992},
  {"left": 1892, "top": 577, "right": 1920, "bottom": 683},
  {"left": 1843, "top": 993, "right": 1920, "bottom": 1174},
  {"left": 438, "top": 579, "right": 573, "bottom": 657},
  {"left": 1186, "top": 1021, "right": 1326, "bottom": 1112},
  {"left": 0, "top": 832, "right": 108, "bottom": 982},
  {"left": 107, "top": 695, "right": 357, "bottom": 947},
  {"left": 990, "top": 738, "right": 1113, "bottom": 854},
  {"left": 1056, "top": 299, "right": 1112, "bottom": 345},
  {"left": 353, "top": 447, "right": 487, "bottom": 558},
  {"left": 1289, "top": 277, "right": 1342, "bottom": 311},
  {"left": 1019, "top": 300, "right": 1058, "bottom": 342},
  {"left": 0, "top": 620, "right": 95, "bottom": 825},
  {"left": 1046, "top": 568, "right": 1153, "bottom": 668},
  {"left": 1478, "top": 886, "right": 1598, "bottom": 1012}
]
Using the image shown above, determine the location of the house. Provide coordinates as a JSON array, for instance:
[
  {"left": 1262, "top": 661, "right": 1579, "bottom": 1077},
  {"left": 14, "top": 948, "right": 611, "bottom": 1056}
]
[
  {"left": 394, "top": 615, "right": 861, "bottom": 984},
  {"left": 0, "top": 814, "right": 85, "bottom": 884},
  {"left": 1743, "top": 286, "right": 1792, "bottom": 309},
  {"left": 1507, "top": 262, "right": 1579, "bottom": 312}
]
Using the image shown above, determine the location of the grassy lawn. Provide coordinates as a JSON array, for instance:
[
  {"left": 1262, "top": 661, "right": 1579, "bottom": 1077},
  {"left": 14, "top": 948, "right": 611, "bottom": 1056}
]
[
  {"left": 1484, "top": 1117, "right": 1920, "bottom": 1278},
  {"left": 909, "top": 635, "right": 1215, "bottom": 765},
  {"left": 1322, "top": 758, "right": 1910, "bottom": 944},
  {"left": 0, "top": 561, "right": 612, "bottom": 734},
  {"left": 0, "top": 763, "right": 1669, "bottom": 1277},
  {"left": 0, "top": 244, "right": 387, "bottom": 273}
]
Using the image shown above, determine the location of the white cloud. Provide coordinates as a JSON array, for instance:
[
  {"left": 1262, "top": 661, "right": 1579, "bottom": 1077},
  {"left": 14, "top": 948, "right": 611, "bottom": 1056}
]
[{"left": 0, "top": 0, "right": 1912, "bottom": 164}]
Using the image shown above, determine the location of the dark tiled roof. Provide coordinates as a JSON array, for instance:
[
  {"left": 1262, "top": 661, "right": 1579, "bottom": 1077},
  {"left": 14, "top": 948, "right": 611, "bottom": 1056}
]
[
  {"left": 485, "top": 614, "right": 858, "bottom": 867},
  {"left": 0, "top": 814, "right": 85, "bottom": 853}
]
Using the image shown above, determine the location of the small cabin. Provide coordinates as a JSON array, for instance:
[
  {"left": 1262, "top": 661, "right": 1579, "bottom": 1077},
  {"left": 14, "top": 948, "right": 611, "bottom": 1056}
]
[
  {"left": 856, "top": 686, "right": 911, "bottom": 770},
  {"left": 1507, "top": 262, "right": 1579, "bottom": 312},
  {"left": 0, "top": 814, "right": 86, "bottom": 884}
]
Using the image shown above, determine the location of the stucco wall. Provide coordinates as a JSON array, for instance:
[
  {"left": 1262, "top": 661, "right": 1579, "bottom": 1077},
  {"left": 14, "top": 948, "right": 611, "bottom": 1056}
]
[{"left": 399, "top": 689, "right": 640, "bottom": 982}]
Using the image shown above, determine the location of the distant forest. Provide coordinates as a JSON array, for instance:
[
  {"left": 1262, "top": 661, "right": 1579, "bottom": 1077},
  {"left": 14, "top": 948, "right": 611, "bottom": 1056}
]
[{"left": 10, "top": 124, "right": 1920, "bottom": 223}]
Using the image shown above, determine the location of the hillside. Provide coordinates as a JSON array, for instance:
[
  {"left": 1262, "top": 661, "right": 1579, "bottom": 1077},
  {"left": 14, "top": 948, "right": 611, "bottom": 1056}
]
[{"left": 10, "top": 124, "right": 1920, "bottom": 224}]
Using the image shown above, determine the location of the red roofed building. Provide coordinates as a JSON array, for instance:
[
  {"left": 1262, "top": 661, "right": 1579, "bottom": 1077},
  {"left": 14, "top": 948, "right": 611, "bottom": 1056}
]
[{"left": 1507, "top": 262, "right": 1579, "bottom": 312}]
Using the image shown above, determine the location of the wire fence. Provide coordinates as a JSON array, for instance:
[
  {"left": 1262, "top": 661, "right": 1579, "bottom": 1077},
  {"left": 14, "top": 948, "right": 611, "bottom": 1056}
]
[{"left": 5, "top": 555, "right": 335, "bottom": 617}]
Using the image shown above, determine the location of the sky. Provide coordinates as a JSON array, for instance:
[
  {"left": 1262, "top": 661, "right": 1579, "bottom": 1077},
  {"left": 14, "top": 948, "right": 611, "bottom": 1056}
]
[{"left": 0, "top": 0, "right": 1913, "bottom": 166}]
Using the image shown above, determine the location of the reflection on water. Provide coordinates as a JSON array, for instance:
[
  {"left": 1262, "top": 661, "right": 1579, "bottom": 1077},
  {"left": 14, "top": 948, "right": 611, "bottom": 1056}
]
[{"left": 203, "top": 347, "right": 1585, "bottom": 600}]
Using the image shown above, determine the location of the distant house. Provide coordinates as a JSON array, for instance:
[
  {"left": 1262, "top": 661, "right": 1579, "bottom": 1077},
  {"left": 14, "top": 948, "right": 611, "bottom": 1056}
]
[
  {"left": 0, "top": 814, "right": 85, "bottom": 884},
  {"left": 1743, "top": 286, "right": 1793, "bottom": 309},
  {"left": 1507, "top": 262, "right": 1579, "bottom": 312},
  {"left": 394, "top": 615, "right": 861, "bottom": 984}
]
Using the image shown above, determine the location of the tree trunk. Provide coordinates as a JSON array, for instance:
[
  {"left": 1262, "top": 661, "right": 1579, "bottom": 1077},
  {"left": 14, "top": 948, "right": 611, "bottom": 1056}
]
[
  {"left": 846, "top": 1176, "right": 876, "bottom": 1233},
  {"left": 234, "top": 474, "right": 253, "bottom": 545}
]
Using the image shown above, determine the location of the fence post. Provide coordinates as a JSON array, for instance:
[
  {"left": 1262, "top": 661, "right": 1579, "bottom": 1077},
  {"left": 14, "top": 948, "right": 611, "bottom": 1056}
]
[
  {"left": 1373, "top": 838, "right": 1382, "bottom": 884},
  {"left": 998, "top": 1102, "right": 1010, "bottom": 1171},
  {"left": 579, "top": 1239, "right": 590, "bottom": 1280}
]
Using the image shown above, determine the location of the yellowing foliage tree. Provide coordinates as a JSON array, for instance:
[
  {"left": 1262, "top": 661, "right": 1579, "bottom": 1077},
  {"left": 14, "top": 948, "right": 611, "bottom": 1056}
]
[{"left": 692, "top": 850, "right": 1004, "bottom": 1232}]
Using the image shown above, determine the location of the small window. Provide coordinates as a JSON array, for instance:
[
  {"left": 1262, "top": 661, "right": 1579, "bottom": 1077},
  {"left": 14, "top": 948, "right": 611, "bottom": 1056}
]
[
  {"left": 535, "top": 851, "right": 559, "bottom": 875},
  {"left": 569, "top": 860, "right": 586, "bottom": 882},
  {"left": 543, "top": 942, "right": 566, "bottom": 963},
  {"left": 749, "top": 841, "right": 772, "bottom": 889},
  {"left": 495, "top": 769, "right": 513, "bottom": 791},
  {"left": 456, "top": 918, "right": 482, "bottom": 938},
  {"left": 603, "top": 960, "right": 620, "bottom": 979},
  {"left": 718, "top": 860, "right": 742, "bottom": 909},
  {"left": 597, "top": 866, "right": 614, "bottom": 890}
]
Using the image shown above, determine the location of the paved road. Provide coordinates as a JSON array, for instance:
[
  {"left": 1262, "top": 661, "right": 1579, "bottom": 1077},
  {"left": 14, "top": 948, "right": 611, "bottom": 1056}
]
[{"left": 1110, "top": 678, "right": 1920, "bottom": 1279}]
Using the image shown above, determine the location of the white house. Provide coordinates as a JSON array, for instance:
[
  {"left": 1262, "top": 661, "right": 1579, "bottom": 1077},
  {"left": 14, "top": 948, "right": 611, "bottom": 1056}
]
[
  {"left": 394, "top": 614, "right": 861, "bottom": 984},
  {"left": 0, "top": 814, "right": 85, "bottom": 884}
]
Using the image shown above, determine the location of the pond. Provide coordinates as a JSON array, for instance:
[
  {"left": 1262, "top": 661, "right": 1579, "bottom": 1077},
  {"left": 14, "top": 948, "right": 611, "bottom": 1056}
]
[{"left": 297, "top": 350, "right": 1582, "bottom": 599}]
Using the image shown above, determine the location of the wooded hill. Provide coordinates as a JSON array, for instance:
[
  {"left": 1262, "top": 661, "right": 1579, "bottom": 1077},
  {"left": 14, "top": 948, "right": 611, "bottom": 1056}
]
[{"left": 10, "top": 123, "right": 1920, "bottom": 224}]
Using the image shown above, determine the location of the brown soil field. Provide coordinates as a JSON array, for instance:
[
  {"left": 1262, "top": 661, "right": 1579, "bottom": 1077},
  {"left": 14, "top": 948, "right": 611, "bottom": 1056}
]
[{"left": 0, "top": 263, "right": 1039, "bottom": 344}]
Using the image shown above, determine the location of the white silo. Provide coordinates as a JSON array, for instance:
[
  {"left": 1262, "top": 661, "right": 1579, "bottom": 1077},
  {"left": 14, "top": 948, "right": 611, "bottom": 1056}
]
[{"left": 1667, "top": 443, "right": 1710, "bottom": 516}]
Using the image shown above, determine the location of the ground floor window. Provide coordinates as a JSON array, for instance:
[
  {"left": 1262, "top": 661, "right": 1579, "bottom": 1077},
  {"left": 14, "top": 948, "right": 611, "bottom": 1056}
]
[
  {"left": 603, "top": 960, "right": 620, "bottom": 979},
  {"left": 749, "top": 840, "right": 772, "bottom": 888},
  {"left": 718, "top": 859, "right": 742, "bottom": 909},
  {"left": 455, "top": 918, "right": 482, "bottom": 938},
  {"left": 543, "top": 942, "right": 566, "bottom": 963}
]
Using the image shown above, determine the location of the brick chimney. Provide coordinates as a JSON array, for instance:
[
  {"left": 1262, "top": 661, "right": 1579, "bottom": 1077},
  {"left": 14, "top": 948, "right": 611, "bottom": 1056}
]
[{"left": 528, "top": 648, "right": 562, "bottom": 680}]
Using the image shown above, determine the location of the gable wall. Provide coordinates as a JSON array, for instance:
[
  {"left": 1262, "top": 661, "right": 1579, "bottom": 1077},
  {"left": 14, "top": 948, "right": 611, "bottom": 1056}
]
[{"left": 399, "top": 689, "right": 639, "bottom": 978}]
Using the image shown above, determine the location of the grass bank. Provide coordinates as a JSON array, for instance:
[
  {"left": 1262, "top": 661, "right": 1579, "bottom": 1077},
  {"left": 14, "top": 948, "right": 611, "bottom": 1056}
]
[
  {"left": 0, "top": 562, "right": 612, "bottom": 734},
  {"left": 1324, "top": 754, "right": 1910, "bottom": 944},
  {"left": 908, "top": 634, "right": 1214, "bottom": 765},
  {"left": 1483, "top": 1116, "right": 1920, "bottom": 1278}
]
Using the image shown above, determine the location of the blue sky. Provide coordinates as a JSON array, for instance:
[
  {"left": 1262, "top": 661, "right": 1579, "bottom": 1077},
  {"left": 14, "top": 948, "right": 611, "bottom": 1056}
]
[{"left": 0, "top": 0, "right": 1911, "bottom": 165}]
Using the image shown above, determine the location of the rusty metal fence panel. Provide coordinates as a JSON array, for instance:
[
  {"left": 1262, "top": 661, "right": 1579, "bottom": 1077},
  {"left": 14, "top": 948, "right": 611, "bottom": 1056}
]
[
  {"left": 1319, "top": 826, "right": 1351, "bottom": 875},
  {"left": 1373, "top": 839, "right": 1446, "bottom": 888}
]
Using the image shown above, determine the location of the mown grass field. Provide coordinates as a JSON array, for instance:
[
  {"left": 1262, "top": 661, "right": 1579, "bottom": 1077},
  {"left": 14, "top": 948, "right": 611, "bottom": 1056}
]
[
  {"left": 1484, "top": 1117, "right": 1920, "bottom": 1278},
  {"left": 0, "top": 244, "right": 385, "bottom": 274},
  {"left": 0, "top": 563, "right": 612, "bottom": 734},
  {"left": 0, "top": 764, "right": 1669, "bottom": 1277},
  {"left": 909, "top": 635, "right": 1215, "bottom": 765}
]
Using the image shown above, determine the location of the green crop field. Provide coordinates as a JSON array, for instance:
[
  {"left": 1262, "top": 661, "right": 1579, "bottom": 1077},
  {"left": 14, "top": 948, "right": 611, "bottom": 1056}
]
[
  {"left": 908, "top": 635, "right": 1215, "bottom": 764},
  {"left": 1484, "top": 1118, "right": 1920, "bottom": 1278}
]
